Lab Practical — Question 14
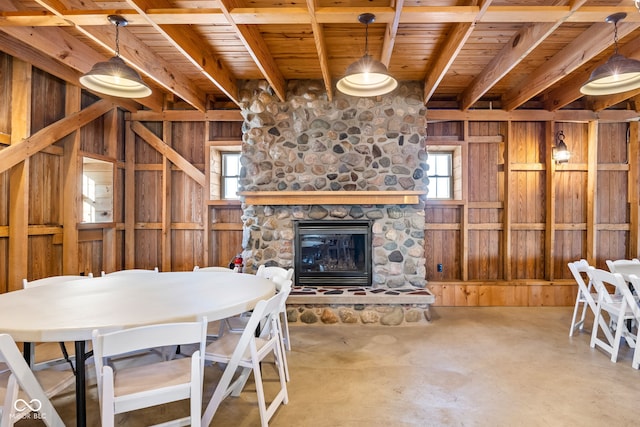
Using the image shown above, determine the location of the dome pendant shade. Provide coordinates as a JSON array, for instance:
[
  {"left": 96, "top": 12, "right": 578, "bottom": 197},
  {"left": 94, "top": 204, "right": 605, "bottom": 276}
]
[
  {"left": 336, "top": 54, "right": 398, "bottom": 97},
  {"left": 336, "top": 12, "right": 398, "bottom": 97},
  {"left": 580, "top": 53, "right": 640, "bottom": 95},
  {"left": 80, "top": 56, "right": 152, "bottom": 98}
]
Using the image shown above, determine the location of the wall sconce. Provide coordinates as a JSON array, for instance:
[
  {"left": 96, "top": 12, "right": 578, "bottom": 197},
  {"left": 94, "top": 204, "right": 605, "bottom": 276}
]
[
  {"left": 336, "top": 13, "right": 398, "bottom": 97},
  {"left": 553, "top": 130, "right": 570, "bottom": 163},
  {"left": 80, "top": 15, "right": 152, "bottom": 98}
]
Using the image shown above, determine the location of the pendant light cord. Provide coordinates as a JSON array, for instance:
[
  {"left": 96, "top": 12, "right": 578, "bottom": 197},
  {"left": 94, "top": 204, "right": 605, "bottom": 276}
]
[
  {"left": 613, "top": 19, "right": 619, "bottom": 55},
  {"left": 115, "top": 22, "right": 121, "bottom": 58},
  {"left": 364, "top": 21, "right": 369, "bottom": 56}
]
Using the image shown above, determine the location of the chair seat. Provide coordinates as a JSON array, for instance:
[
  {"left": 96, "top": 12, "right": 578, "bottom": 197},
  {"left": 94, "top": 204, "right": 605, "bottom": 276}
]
[
  {"left": 206, "top": 334, "right": 269, "bottom": 363},
  {"left": 113, "top": 357, "right": 192, "bottom": 397}
]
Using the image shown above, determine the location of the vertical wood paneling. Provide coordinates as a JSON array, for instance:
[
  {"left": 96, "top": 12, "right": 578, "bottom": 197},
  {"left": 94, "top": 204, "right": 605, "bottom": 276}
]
[
  {"left": 28, "top": 152, "right": 61, "bottom": 225},
  {"left": 468, "top": 230, "right": 502, "bottom": 279},
  {"left": 134, "top": 229, "right": 161, "bottom": 270},
  {"left": 553, "top": 230, "right": 586, "bottom": 279},
  {"left": 210, "top": 206, "right": 243, "bottom": 267},
  {"left": 30, "top": 68, "right": 64, "bottom": 134}
]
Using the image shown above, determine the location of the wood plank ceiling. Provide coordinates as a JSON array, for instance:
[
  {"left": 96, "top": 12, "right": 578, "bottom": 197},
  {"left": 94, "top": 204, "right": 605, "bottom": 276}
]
[{"left": 2, "top": 0, "right": 640, "bottom": 113}]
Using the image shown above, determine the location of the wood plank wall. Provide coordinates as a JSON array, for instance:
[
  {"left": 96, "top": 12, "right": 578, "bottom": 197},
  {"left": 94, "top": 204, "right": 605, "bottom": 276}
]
[
  {"left": 425, "top": 119, "right": 639, "bottom": 306},
  {"left": 1, "top": 51, "right": 639, "bottom": 306}
]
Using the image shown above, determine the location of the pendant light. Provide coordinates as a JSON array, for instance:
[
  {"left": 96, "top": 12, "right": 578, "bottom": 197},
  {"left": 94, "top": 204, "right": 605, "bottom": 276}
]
[
  {"left": 580, "top": 12, "right": 640, "bottom": 96},
  {"left": 80, "top": 15, "right": 152, "bottom": 98},
  {"left": 336, "top": 13, "right": 398, "bottom": 97}
]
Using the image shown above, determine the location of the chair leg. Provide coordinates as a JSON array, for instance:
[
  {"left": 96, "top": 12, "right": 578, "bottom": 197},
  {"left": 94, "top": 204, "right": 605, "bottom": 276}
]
[
  {"left": 281, "top": 310, "right": 291, "bottom": 352},
  {"left": 2, "top": 374, "right": 20, "bottom": 425},
  {"left": 569, "top": 297, "right": 583, "bottom": 337}
]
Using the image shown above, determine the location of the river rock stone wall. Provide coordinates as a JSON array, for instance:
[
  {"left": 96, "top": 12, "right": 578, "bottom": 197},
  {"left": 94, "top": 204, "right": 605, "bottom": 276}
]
[{"left": 237, "top": 80, "right": 429, "bottom": 290}]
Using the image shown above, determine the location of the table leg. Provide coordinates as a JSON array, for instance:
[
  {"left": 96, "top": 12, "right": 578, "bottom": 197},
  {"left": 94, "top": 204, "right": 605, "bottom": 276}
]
[
  {"left": 75, "top": 340, "right": 86, "bottom": 427},
  {"left": 22, "top": 341, "right": 32, "bottom": 365}
]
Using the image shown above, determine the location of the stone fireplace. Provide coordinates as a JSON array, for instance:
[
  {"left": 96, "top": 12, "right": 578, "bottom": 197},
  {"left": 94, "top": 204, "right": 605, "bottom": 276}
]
[{"left": 235, "top": 80, "right": 434, "bottom": 324}]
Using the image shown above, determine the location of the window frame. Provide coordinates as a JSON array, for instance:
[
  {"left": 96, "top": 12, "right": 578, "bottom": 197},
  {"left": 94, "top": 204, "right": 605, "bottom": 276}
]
[
  {"left": 425, "top": 145, "right": 462, "bottom": 201},
  {"left": 221, "top": 152, "right": 241, "bottom": 200}
]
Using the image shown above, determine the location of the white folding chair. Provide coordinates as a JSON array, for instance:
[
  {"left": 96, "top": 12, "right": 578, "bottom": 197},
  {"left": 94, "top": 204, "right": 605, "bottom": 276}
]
[
  {"left": 256, "top": 266, "right": 294, "bottom": 352},
  {"left": 202, "top": 286, "right": 290, "bottom": 427},
  {"left": 623, "top": 274, "right": 640, "bottom": 369},
  {"left": 587, "top": 269, "right": 637, "bottom": 363},
  {"left": 0, "top": 333, "right": 70, "bottom": 427},
  {"left": 91, "top": 318, "right": 207, "bottom": 427},
  {"left": 567, "top": 260, "right": 598, "bottom": 337},
  {"left": 101, "top": 267, "right": 159, "bottom": 276},
  {"left": 23, "top": 274, "right": 94, "bottom": 372}
]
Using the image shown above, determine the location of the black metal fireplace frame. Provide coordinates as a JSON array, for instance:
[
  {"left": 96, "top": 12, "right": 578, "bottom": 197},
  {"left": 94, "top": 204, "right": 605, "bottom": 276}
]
[{"left": 294, "top": 219, "right": 373, "bottom": 287}]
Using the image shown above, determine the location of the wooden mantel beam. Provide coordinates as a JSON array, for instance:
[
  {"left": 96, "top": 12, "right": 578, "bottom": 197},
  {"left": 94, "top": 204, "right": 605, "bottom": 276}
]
[{"left": 240, "top": 190, "right": 424, "bottom": 206}]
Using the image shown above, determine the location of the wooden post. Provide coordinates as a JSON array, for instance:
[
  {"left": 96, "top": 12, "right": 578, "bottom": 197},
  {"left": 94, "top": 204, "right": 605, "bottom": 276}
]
[
  {"left": 8, "top": 59, "right": 31, "bottom": 291},
  {"left": 161, "top": 121, "right": 172, "bottom": 272},
  {"left": 545, "top": 121, "right": 556, "bottom": 280},
  {"left": 461, "top": 121, "right": 469, "bottom": 281},
  {"left": 203, "top": 122, "right": 211, "bottom": 268},
  {"left": 503, "top": 121, "right": 512, "bottom": 281},
  {"left": 62, "top": 85, "right": 81, "bottom": 275},
  {"left": 628, "top": 121, "right": 639, "bottom": 258},
  {"left": 586, "top": 120, "right": 598, "bottom": 263},
  {"left": 102, "top": 107, "right": 118, "bottom": 273},
  {"left": 124, "top": 121, "right": 136, "bottom": 269}
]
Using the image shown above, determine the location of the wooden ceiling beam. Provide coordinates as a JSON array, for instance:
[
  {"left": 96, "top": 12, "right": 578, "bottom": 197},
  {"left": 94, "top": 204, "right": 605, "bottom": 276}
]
[
  {"left": 6, "top": 6, "right": 640, "bottom": 28},
  {"left": 125, "top": 0, "right": 240, "bottom": 106},
  {"left": 502, "top": 21, "right": 640, "bottom": 111},
  {"left": 461, "top": 0, "right": 587, "bottom": 111},
  {"left": 380, "top": 0, "right": 404, "bottom": 67},
  {"left": 218, "top": 0, "right": 286, "bottom": 102},
  {"left": 424, "top": 0, "right": 492, "bottom": 105},
  {"left": 306, "top": 0, "right": 333, "bottom": 101}
]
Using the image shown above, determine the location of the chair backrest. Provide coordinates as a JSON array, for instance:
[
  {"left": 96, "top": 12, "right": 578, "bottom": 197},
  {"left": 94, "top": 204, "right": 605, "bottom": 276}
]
[
  {"left": 101, "top": 267, "right": 159, "bottom": 277},
  {"left": 193, "top": 266, "right": 231, "bottom": 272},
  {"left": 23, "top": 273, "right": 93, "bottom": 288},
  {"left": 568, "top": 260, "right": 595, "bottom": 300},
  {"left": 91, "top": 318, "right": 207, "bottom": 403},
  {"left": 586, "top": 268, "right": 627, "bottom": 305},
  {"left": 256, "top": 265, "right": 294, "bottom": 291},
  {"left": 0, "top": 334, "right": 65, "bottom": 427},
  {"left": 621, "top": 274, "right": 640, "bottom": 319},
  {"left": 606, "top": 258, "right": 640, "bottom": 273},
  {"left": 231, "top": 287, "right": 290, "bottom": 357}
]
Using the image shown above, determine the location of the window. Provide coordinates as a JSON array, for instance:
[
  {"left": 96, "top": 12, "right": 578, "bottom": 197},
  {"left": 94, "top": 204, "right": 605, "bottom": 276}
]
[
  {"left": 427, "top": 151, "right": 453, "bottom": 199},
  {"left": 221, "top": 152, "right": 241, "bottom": 199}
]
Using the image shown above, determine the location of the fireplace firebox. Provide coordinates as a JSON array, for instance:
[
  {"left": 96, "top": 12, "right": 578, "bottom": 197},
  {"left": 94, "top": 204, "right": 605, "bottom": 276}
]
[{"left": 294, "top": 220, "right": 372, "bottom": 286}]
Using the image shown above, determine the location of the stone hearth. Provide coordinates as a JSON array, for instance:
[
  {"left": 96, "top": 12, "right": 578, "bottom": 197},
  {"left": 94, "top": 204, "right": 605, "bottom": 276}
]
[{"left": 287, "top": 285, "right": 434, "bottom": 325}]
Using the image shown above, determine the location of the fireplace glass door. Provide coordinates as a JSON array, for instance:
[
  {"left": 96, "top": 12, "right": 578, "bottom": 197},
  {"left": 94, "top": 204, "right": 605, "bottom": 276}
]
[{"left": 294, "top": 220, "right": 372, "bottom": 286}]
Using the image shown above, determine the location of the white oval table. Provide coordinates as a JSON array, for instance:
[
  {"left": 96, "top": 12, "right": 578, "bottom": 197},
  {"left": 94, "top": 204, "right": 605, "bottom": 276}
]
[{"left": 0, "top": 271, "right": 275, "bottom": 427}]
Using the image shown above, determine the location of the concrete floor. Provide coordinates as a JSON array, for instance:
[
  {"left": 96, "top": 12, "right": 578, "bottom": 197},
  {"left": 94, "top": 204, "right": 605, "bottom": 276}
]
[{"left": 19, "top": 307, "right": 640, "bottom": 426}]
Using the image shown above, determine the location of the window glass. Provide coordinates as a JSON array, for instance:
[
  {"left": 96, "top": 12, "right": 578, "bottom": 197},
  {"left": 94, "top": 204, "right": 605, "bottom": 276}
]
[
  {"left": 222, "top": 153, "right": 241, "bottom": 199},
  {"left": 427, "top": 152, "right": 453, "bottom": 199}
]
